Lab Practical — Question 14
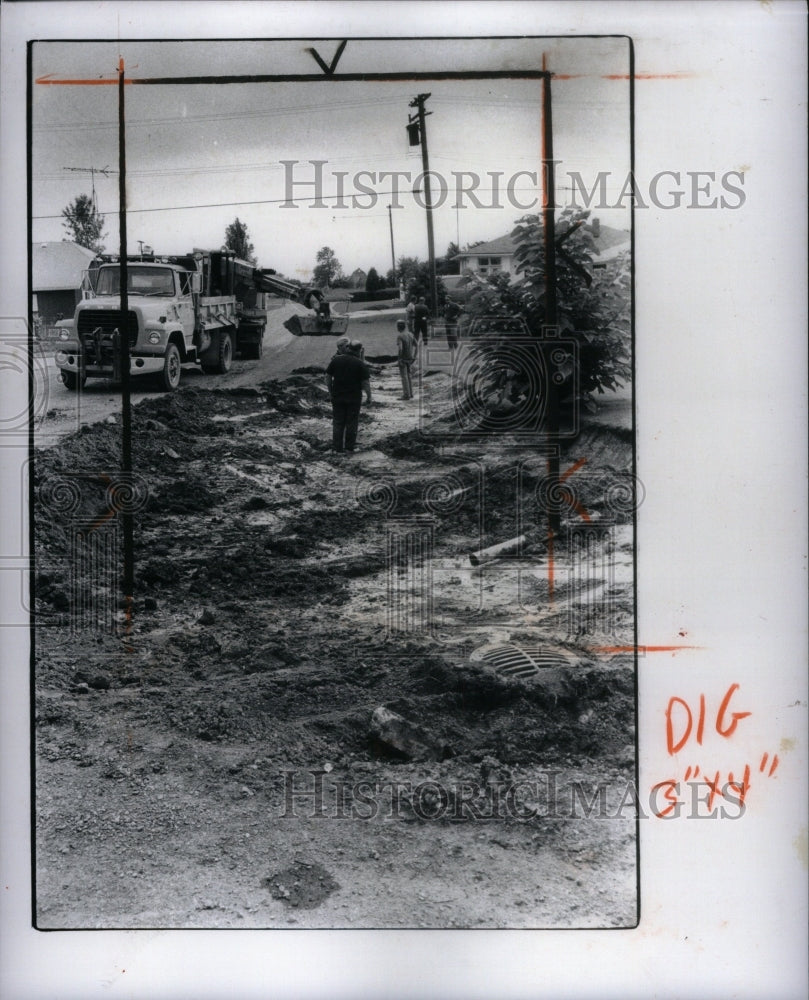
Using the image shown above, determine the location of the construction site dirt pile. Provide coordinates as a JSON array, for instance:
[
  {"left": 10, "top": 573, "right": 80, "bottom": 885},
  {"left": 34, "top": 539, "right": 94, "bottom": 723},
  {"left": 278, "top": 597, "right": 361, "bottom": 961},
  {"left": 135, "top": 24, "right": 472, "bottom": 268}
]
[{"left": 34, "top": 361, "right": 637, "bottom": 929}]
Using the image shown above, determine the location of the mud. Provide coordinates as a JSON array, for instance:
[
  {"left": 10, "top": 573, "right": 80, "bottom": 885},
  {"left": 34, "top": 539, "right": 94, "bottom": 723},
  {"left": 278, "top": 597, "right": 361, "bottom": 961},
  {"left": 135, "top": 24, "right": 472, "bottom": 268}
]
[{"left": 34, "top": 359, "right": 637, "bottom": 929}]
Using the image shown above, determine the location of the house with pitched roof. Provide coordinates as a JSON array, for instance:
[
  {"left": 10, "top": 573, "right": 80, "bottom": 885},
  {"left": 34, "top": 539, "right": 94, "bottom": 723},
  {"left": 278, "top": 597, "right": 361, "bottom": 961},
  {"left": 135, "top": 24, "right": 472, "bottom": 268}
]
[
  {"left": 32, "top": 241, "right": 97, "bottom": 324},
  {"left": 453, "top": 220, "right": 630, "bottom": 280}
]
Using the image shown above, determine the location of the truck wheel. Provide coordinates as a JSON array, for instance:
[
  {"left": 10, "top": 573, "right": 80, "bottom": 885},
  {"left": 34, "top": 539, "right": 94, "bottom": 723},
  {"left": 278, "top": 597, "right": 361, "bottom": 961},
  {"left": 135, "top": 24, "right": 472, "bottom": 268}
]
[
  {"left": 159, "top": 343, "right": 182, "bottom": 392},
  {"left": 245, "top": 333, "right": 264, "bottom": 360},
  {"left": 215, "top": 331, "right": 233, "bottom": 374},
  {"left": 61, "top": 370, "right": 86, "bottom": 391}
]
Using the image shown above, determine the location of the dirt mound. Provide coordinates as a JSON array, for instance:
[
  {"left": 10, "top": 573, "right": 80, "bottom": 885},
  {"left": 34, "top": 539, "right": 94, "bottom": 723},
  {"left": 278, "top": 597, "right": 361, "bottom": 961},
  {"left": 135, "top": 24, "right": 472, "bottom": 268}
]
[
  {"left": 260, "top": 373, "right": 331, "bottom": 414},
  {"left": 33, "top": 356, "right": 638, "bottom": 929}
]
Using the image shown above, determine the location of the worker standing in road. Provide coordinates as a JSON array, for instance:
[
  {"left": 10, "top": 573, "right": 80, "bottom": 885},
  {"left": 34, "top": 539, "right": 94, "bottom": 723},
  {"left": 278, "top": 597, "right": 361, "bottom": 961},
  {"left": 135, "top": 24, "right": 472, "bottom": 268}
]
[
  {"left": 405, "top": 297, "right": 416, "bottom": 333},
  {"left": 395, "top": 318, "right": 418, "bottom": 400},
  {"left": 413, "top": 296, "right": 430, "bottom": 343},
  {"left": 444, "top": 298, "right": 461, "bottom": 357},
  {"left": 325, "top": 340, "right": 372, "bottom": 453}
]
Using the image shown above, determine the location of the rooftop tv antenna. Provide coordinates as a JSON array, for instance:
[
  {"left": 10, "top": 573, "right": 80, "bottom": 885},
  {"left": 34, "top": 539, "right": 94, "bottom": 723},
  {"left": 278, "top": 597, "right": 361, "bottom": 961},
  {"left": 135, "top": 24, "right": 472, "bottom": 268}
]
[{"left": 63, "top": 165, "right": 118, "bottom": 213}]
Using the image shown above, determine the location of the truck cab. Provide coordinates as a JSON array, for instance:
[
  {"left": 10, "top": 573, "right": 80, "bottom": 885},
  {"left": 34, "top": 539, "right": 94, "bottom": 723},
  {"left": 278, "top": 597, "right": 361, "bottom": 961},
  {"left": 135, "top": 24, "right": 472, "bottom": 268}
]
[{"left": 55, "top": 256, "right": 229, "bottom": 392}]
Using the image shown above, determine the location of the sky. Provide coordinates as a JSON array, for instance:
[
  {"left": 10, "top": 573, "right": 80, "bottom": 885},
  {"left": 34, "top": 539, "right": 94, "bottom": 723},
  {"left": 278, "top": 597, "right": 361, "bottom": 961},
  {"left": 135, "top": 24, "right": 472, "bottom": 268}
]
[{"left": 32, "top": 37, "right": 631, "bottom": 281}]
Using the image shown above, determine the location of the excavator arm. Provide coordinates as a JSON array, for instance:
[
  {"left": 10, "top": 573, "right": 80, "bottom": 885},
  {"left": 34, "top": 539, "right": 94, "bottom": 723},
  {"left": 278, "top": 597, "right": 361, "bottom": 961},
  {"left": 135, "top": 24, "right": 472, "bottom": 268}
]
[{"left": 252, "top": 269, "right": 324, "bottom": 311}]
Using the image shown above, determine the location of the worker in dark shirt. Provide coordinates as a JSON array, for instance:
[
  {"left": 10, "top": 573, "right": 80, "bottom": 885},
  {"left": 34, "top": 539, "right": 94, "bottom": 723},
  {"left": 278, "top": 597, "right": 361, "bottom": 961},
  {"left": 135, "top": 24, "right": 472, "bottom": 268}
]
[
  {"left": 443, "top": 298, "right": 461, "bottom": 355},
  {"left": 413, "top": 296, "right": 430, "bottom": 343},
  {"left": 325, "top": 340, "right": 372, "bottom": 453}
]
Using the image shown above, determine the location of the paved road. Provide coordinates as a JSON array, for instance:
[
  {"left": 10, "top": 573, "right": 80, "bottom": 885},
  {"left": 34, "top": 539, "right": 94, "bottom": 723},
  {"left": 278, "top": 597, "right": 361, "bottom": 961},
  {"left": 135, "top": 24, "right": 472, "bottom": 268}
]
[{"left": 33, "top": 305, "right": 409, "bottom": 448}]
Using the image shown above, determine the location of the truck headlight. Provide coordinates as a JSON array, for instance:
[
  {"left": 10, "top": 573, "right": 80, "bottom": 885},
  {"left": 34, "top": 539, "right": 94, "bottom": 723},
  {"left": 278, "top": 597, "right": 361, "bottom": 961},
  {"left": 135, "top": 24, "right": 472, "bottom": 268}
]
[
  {"left": 59, "top": 329, "right": 70, "bottom": 341},
  {"left": 148, "top": 331, "right": 161, "bottom": 344}
]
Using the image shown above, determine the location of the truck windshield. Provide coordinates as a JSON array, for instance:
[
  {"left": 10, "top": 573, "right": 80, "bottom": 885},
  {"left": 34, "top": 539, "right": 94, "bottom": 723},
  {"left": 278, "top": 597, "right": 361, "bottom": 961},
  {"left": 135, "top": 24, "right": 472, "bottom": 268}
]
[{"left": 95, "top": 266, "right": 176, "bottom": 297}]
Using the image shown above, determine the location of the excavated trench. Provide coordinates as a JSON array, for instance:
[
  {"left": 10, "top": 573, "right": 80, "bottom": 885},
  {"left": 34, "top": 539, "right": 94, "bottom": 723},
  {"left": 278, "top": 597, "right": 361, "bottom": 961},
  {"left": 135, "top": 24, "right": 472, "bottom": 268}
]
[{"left": 33, "top": 365, "right": 638, "bottom": 929}]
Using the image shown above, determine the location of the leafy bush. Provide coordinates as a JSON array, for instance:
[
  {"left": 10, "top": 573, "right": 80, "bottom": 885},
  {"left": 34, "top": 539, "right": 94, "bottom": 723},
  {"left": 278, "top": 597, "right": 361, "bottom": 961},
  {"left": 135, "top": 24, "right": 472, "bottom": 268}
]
[{"left": 462, "top": 209, "right": 631, "bottom": 408}]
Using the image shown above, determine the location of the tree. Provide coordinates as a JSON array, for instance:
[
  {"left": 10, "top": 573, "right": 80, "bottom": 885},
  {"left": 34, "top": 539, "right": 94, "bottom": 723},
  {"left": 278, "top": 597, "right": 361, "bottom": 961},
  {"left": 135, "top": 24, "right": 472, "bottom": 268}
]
[
  {"left": 365, "top": 267, "right": 383, "bottom": 293},
  {"left": 61, "top": 194, "right": 106, "bottom": 254},
  {"left": 223, "top": 217, "right": 257, "bottom": 264},
  {"left": 437, "top": 241, "right": 460, "bottom": 276},
  {"left": 313, "top": 246, "right": 342, "bottom": 288},
  {"left": 462, "top": 208, "right": 631, "bottom": 408},
  {"left": 396, "top": 256, "right": 446, "bottom": 308},
  {"left": 395, "top": 256, "right": 422, "bottom": 293}
]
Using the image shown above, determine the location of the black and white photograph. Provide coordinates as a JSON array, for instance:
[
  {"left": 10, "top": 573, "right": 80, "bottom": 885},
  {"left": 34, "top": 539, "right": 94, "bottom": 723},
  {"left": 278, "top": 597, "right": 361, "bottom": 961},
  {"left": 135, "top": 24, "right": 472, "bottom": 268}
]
[
  {"left": 29, "top": 35, "right": 637, "bottom": 929},
  {"left": 1, "top": 3, "right": 806, "bottom": 998}
]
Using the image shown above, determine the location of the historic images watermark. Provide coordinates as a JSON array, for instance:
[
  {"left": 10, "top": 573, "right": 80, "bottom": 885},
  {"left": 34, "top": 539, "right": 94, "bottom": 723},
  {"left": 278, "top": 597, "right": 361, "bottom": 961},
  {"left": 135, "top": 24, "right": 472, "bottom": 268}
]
[
  {"left": 279, "top": 160, "right": 746, "bottom": 211},
  {"left": 279, "top": 769, "right": 747, "bottom": 822}
]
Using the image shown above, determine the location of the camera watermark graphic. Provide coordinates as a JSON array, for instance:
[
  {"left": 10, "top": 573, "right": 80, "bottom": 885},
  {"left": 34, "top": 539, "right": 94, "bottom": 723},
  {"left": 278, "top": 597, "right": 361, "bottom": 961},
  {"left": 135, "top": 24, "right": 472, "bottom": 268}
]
[
  {"left": 386, "top": 518, "right": 434, "bottom": 636},
  {"left": 350, "top": 463, "right": 642, "bottom": 641},
  {"left": 35, "top": 471, "right": 149, "bottom": 634},
  {"left": 416, "top": 321, "right": 579, "bottom": 443},
  {"left": 0, "top": 316, "right": 51, "bottom": 446}
]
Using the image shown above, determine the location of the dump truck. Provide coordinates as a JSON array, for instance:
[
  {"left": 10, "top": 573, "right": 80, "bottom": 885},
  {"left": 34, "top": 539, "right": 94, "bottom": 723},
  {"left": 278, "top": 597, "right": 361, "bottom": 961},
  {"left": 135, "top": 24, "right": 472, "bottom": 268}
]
[{"left": 54, "top": 249, "right": 346, "bottom": 392}]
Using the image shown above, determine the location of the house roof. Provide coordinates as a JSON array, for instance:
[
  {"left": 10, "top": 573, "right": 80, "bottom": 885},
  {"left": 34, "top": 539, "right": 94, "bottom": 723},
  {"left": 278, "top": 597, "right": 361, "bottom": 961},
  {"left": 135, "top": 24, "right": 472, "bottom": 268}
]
[
  {"left": 455, "top": 223, "right": 629, "bottom": 260},
  {"left": 588, "top": 224, "right": 630, "bottom": 253},
  {"left": 32, "top": 241, "right": 97, "bottom": 292},
  {"left": 455, "top": 234, "right": 518, "bottom": 258}
]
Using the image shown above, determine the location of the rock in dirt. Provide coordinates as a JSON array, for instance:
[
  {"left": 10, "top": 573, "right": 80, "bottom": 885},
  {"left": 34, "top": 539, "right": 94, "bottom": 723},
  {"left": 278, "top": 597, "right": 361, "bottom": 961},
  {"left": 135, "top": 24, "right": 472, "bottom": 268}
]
[
  {"left": 244, "top": 495, "right": 270, "bottom": 511},
  {"left": 198, "top": 608, "right": 216, "bottom": 625},
  {"left": 369, "top": 705, "right": 444, "bottom": 760},
  {"left": 264, "top": 862, "right": 340, "bottom": 909}
]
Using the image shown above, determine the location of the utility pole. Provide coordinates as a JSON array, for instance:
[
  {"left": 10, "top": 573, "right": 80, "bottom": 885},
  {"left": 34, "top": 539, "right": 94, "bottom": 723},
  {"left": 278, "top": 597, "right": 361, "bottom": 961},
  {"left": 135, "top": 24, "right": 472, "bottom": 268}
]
[
  {"left": 387, "top": 204, "right": 396, "bottom": 284},
  {"left": 407, "top": 93, "right": 438, "bottom": 317}
]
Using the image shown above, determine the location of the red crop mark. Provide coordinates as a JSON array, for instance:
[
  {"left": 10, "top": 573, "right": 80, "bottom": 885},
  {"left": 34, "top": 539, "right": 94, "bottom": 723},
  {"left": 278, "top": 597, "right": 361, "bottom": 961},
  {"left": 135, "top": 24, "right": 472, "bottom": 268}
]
[
  {"left": 560, "top": 457, "right": 586, "bottom": 482},
  {"left": 588, "top": 644, "right": 704, "bottom": 654},
  {"left": 552, "top": 72, "right": 694, "bottom": 81}
]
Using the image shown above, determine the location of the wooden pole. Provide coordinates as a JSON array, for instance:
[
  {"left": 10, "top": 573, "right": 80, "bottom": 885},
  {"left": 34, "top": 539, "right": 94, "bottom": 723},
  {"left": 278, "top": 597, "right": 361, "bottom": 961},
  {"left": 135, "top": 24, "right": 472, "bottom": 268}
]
[{"left": 411, "top": 94, "right": 438, "bottom": 318}]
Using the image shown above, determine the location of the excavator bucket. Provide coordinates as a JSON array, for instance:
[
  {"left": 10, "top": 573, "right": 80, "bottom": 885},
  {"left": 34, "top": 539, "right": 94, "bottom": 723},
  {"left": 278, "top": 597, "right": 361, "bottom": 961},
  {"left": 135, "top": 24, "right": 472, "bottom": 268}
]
[{"left": 284, "top": 315, "right": 350, "bottom": 337}]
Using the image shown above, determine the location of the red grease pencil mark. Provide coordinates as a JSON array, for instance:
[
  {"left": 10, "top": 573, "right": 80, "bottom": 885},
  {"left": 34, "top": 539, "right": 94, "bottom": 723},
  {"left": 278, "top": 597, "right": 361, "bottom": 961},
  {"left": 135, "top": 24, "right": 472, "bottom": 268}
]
[
  {"left": 36, "top": 76, "right": 132, "bottom": 85},
  {"left": 552, "top": 72, "right": 694, "bottom": 81},
  {"left": 560, "top": 457, "right": 586, "bottom": 482},
  {"left": 588, "top": 645, "right": 704, "bottom": 654}
]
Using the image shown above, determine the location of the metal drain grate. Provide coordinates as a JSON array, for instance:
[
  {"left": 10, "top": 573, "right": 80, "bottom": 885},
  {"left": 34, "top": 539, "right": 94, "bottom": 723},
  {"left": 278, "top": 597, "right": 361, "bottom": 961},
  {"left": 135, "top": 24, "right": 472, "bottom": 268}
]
[{"left": 478, "top": 644, "right": 572, "bottom": 680}]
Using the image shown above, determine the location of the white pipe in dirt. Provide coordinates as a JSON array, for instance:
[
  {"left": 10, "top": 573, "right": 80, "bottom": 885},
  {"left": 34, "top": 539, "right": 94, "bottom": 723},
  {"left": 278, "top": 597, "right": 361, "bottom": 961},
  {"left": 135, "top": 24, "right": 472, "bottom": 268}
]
[{"left": 469, "top": 533, "right": 527, "bottom": 566}]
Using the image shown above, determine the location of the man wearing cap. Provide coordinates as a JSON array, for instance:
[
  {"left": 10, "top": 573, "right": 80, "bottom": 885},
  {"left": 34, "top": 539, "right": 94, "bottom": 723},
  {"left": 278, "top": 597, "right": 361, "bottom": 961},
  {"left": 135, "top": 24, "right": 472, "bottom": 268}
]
[{"left": 325, "top": 340, "right": 372, "bottom": 453}]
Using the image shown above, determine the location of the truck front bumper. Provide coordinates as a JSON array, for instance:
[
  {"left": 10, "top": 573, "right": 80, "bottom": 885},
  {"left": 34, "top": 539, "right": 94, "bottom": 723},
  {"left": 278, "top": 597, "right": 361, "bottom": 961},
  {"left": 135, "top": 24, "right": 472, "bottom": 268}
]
[{"left": 55, "top": 351, "right": 166, "bottom": 377}]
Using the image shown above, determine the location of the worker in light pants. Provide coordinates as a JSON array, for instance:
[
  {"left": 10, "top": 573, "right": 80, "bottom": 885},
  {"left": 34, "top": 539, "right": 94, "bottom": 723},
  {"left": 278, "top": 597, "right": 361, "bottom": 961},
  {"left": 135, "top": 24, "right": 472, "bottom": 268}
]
[{"left": 396, "top": 319, "right": 418, "bottom": 400}]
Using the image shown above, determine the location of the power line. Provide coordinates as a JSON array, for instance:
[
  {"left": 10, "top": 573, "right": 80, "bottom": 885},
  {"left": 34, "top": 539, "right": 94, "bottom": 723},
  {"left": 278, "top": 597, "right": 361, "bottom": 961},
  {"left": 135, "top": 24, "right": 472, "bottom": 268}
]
[
  {"left": 31, "top": 96, "right": 411, "bottom": 133},
  {"left": 34, "top": 151, "right": 415, "bottom": 179},
  {"left": 32, "top": 189, "right": 417, "bottom": 219},
  {"left": 33, "top": 184, "right": 602, "bottom": 222}
]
